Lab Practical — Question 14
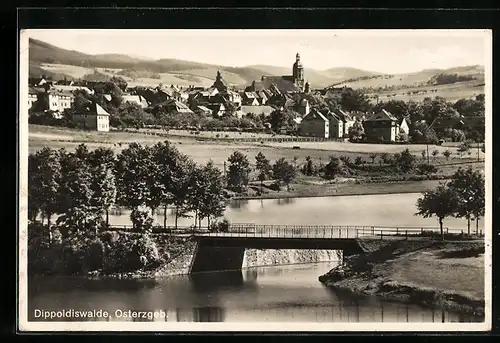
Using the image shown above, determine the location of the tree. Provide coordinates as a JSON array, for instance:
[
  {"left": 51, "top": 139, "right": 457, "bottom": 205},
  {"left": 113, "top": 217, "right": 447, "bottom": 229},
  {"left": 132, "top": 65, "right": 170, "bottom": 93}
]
[
  {"left": 394, "top": 148, "right": 416, "bottom": 173},
  {"left": 415, "top": 183, "right": 459, "bottom": 240},
  {"left": 340, "top": 87, "right": 372, "bottom": 112},
  {"left": 380, "top": 153, "right": 393, "bottom": 165},
  {"left": 323, "top": 155, "right": 345, "bottom": 180},
  {"left": 188, "top": 161, "right": 226, "bottom": 229},
  {"left": 354, "top": 156, "right": 363, "bottom": 166},
  {"left": 443, "top": 149, "right": 452, "bottom": 161},
  {"left": 348, "top": 120, "right": 365, "bottom": 142},
  {"left": 57, "top": 147, "right": 106, "bottom": 236},
  {"left": 457, "top": 142, "right": 470, "bottom": 157},
  {"left": 302, "top": 155, "right": 315, "bottom": 176},
  {"left": 421, "top": 150, "right": 427, "bottom": 161},
  {"left": 227, "top": 151, "right": 251, "bottom": 193},
  {"left": 255, "top": 152, "right": 271, "bottom": 194},
  {"left": 421, "top": 96, "right": 460, "bottom": 124},
  {"left": 368, "top": 153, "right": 377, "bottom": 164},
  {"left": 28, "top": 147, "right": 62, "bottom": 243},
  {"left": 115, "top": 143, "right": 158, "bottom": 231},
  {"left": 431, "top": 149, "right": 439, "bottom": 163},
  {"left": 269, "top": 109, "right": 297, "bottom": 133},
  {"left": 272, "top": 158, "right": 297, "bottom": 191},
  {"left": 410, "top": 121, "right": 438, "bottom": 144},
  {"left": 447, "top": 167, "right": 485, "bottom": 235}
]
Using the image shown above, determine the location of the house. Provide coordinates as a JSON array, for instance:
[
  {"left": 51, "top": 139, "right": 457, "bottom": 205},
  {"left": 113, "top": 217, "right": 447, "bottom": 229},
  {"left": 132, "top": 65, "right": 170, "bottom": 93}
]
[
  {"left": 28, "top": 87, "right": 43, "bottom": 110},
  {"left": 241, "top": 92, "right": 260, "bottom": 106},
  {"left": 122, "top": 94, "right": 149, "bottom": 108},
  {"left": 320, "top": 87, "right": 344, "bottom": 102},
  {"left": 72, "top": 102, "right": 110, "bottom": 132},
  {"left": 298, "top": 108, "right": 330, "bottom": 138},
  {"left": 51, "top": 85, "right": 94, "bottom": 95},
  {"left": 194, "top": 105, "right": 213, "bottom": 116},
  {"left": 399, "top": 117, "right": 410, "bottom": 137},
  {"left": 207, "top": 103, "right": 226, "bottom": 117},
  {"left": 323, "top": 111, "right": 344, "bottom": 139},
  {"left": 363, "top": 109, "right": 402, "bottom": 142},
  {"left": 47, "top": 89, "right": 74, "bottom": 112},
  {"left": 28, "top": 77, "right": 48, "bottom": 87},
  {"left": 224, "top": 90, "right": 242, "bottom": 108},
  {"left": 332, "top": 108, "right": 355, "bottom": 138},
  {"left": 296, "top": 99, "right": 310, "bottom": 116},
  {"left": 152, "top": 99, "right": 194, "bottom": 114}
]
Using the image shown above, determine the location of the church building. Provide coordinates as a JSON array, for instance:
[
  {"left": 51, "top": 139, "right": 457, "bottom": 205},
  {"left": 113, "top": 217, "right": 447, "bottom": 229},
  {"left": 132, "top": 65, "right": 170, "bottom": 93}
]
[{"left": 245, "top": 53, "right": 309, "bottom": 94}]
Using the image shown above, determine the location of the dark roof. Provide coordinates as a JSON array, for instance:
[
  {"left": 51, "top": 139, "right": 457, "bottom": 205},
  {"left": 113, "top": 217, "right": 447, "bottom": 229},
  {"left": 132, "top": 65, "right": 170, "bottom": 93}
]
[
  {"left": 302, "top": 108, "right": 328, "bottom": 122},
  {"left": 429, "top": 116, "right": 485, "bottom": 129},
  {"left": 261, "top": 76, "right": 300, "bottom": 93},
  {"left": 73, "top": 102, "right": 110, "bottom": 116},
  {"left": 365, "top": 109, "right": 397, "bottom": 122}
]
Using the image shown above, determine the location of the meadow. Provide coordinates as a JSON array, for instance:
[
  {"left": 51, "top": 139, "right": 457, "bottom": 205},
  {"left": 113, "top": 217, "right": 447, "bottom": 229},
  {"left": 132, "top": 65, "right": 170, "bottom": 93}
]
[{"left": 28, "top": 125, "right": 483, "bottom": 170}]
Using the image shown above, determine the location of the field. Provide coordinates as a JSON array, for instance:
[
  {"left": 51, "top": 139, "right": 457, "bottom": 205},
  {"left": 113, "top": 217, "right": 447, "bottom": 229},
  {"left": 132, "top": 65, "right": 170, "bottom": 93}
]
[
  {"left": 368, "top": 82, "right": 484, "bottom": 104},
  {"left": 28, "top": 125, "right": 484, "bottom": 170}
]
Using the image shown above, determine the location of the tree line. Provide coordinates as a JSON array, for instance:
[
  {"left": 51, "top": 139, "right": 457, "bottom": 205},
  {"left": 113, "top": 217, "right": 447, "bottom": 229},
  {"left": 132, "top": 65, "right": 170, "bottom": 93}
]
[
  {"left": 28, "top": 142, "right": 228, "bottom": 242},
  {"left": 415, "top": 166, "right": 485, "bottom": 239}
]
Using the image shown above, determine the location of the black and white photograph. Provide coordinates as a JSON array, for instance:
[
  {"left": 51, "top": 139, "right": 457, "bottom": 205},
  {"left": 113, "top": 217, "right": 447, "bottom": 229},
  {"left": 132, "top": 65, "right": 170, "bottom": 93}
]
[{"left": 18, "top": 28, "right": 492, "bottom": 331}]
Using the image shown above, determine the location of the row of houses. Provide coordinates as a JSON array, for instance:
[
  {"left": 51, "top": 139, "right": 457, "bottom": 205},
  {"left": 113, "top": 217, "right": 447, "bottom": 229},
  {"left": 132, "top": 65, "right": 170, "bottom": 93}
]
[{"left": 299, "top": 108, "right": 410, "bottom": 142}]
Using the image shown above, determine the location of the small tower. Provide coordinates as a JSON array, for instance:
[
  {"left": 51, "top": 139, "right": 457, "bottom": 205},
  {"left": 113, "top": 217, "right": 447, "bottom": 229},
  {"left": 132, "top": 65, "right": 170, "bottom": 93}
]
[{"left": 304, "top": 81, "right": 310, "bottom": 94}]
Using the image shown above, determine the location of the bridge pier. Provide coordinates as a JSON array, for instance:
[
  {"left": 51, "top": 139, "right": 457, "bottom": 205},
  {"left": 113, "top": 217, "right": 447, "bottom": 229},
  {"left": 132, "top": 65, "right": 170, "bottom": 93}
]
[{"left": 190, "top": 241, "right": 246, "bottom": 273}]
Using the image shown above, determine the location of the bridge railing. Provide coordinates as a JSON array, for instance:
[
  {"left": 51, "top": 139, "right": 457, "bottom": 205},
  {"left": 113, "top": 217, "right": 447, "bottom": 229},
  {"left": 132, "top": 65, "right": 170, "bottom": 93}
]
[{"left": 194, "top": 224, "right": 445, "bottom": 239}]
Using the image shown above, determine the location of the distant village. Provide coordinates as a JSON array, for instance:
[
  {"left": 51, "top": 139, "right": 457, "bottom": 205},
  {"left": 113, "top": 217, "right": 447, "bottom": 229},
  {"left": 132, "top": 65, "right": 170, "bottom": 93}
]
[{"left": 28, "top": 53, "right": 484, "bottom": 143}]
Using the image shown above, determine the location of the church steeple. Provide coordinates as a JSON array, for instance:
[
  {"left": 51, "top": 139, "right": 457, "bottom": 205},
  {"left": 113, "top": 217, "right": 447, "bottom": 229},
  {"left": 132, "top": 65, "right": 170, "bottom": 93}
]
[{"left": 292, "top": 52, "right": 305, "bottom": 91}]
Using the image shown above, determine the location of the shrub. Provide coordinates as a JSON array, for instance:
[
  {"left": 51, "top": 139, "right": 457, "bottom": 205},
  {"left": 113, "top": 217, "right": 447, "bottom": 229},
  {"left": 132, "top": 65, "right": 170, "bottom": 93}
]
[
  {"left": 209, "top": 218, "right": 230, "bottom": 233},
  {"left": 354, "top": 156, "right": 363, "bottom": 165},
  {"left": 416, "top": 163, "right": 439, "bottom": 175}
]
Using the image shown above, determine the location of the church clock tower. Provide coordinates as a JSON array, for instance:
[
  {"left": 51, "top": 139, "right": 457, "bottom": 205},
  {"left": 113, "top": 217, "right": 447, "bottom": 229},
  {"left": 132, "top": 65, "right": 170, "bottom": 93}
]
[{"left": 292, "top": 53, "right": 305, "bottom": 91}]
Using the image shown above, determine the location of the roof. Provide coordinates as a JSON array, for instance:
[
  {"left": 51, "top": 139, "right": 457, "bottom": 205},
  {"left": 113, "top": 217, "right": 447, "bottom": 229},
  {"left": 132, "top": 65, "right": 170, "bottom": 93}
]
[
  {"left": 196, "top": 105, "right": 212, "bottom": 113},
  {"left": 365, "top": 109, "right": 397, "bottom": 122},
  {"left": 429, "top": 116, "right": 485, "bottom": 129},
  {"left": 73, "top": 102, "right": 110, "bottom": 116},
  {"left": 261, "top": 76, "right": 301, "bottom": 93},
  {"left": 122, "top": 95, "right": 148, "bottom": 107},
  {"left": 153, "top": 99, "right": 193, "bottom": 113},
  {"left": 28, "top": 87, "right": 44, "bottom": 95},
  {"left": 332, "top": 108, "right": 354, "bottom": 122},
  {"left": 52, "top": 85, "right": 93, "bottom": 94},
  {"left": 302, "top": 108, "right": 328, "bottom": 122},
  {"left": 240, "top": 105, "right": 275, "bottom": 116}
]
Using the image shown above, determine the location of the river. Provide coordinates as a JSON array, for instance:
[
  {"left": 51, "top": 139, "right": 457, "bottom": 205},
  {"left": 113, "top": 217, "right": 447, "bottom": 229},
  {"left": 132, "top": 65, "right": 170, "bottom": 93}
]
[
  {"left": 29, "top": 193, "right": 483, "bottom": 323},
  {"left": 107, "top": 193, "right": 482, "bottom": 231},
  {"left": 28, "top": 262, "right": 481, "bottom": 323}
]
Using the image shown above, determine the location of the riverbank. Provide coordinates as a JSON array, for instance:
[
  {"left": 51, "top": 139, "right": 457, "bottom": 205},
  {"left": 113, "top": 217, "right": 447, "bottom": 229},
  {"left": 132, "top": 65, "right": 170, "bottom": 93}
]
[
  {"left": 230, "top": 179, "right": 448, "bottom": 201},
  {"left": 318, "top": 238, "right": 485, "bottom": 317}
]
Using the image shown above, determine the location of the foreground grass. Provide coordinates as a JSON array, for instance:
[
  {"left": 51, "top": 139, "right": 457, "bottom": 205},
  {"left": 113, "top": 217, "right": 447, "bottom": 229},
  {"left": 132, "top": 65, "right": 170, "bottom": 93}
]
[{"left": 319, "top": 238, "right": 485, "bottom": 316}]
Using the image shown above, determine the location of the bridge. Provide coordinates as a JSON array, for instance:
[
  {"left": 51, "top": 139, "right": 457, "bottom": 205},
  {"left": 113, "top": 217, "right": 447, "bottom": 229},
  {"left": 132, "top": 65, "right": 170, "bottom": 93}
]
[{"left": 185, "top": 224, "right": 445, "bottom": 273}]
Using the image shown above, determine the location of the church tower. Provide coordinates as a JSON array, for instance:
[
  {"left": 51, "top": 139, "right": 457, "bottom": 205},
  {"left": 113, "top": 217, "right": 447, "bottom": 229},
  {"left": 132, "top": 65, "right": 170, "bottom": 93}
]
[{"left": 292, "top": 53, "right": 305, "bottom": 90}]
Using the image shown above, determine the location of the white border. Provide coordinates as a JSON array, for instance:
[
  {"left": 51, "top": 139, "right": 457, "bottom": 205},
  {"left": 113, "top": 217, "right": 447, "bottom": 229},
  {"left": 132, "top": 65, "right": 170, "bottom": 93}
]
[{"left": 18, "top": 29, "right": 492, "bottom": 332}]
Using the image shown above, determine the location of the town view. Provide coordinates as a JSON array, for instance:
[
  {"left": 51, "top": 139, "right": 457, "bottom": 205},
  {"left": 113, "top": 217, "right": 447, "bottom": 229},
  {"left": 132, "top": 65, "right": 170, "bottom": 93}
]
[{"left": 23, "top": 30, "right": 488, "bottom": 328}]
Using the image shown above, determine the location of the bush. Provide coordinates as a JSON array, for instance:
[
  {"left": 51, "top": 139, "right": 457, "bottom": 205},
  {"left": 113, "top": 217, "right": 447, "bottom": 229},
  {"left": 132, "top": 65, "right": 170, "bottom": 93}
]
[
  {"left": 209, "top": 218, "right": 230, "bottom": 233},
  {"left": 417, "top": 163, "right": 439, "bottom": 175},
  {"left": 102, "top": 232, "right": 161, "bottom": 272}
]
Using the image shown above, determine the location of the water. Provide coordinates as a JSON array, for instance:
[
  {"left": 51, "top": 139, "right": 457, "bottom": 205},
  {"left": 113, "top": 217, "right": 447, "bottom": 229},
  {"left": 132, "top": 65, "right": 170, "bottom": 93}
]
[
  {"left": 108, "top": 193, "right": 482, "bottom": 232},
  {"left": 28, "top": 262, "right": 481, "bottom": 323}
]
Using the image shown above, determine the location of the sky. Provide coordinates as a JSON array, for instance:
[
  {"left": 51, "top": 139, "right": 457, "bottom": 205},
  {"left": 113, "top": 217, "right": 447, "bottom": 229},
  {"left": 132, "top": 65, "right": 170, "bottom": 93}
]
[{"left": 25, "top": 29, "right": 490, "bottom": 74}]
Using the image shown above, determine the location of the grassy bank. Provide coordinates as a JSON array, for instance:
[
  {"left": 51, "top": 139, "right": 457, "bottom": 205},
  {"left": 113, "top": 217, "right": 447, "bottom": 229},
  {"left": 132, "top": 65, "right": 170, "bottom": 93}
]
[
  {"left": 319, "top": 238, "right": 485, "bottom": 317},
  {"left": 232, "top": 178, "right": 447, "bottom": 200},
  {"left": 28, "top": 125, "right": 483, "bottom": 170}
]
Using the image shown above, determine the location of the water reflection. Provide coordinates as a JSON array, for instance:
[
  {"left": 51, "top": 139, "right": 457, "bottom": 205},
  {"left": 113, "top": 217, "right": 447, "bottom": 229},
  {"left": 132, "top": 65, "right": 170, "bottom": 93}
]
[
  {"left": 28, "top": 262, "right": 483, "bottom": 323},
  {"left": 227, "top": 199, "right": 249, "bottom": 210},
  {"left": 106, "top": 193, "right": 478, "bottom": 230}
]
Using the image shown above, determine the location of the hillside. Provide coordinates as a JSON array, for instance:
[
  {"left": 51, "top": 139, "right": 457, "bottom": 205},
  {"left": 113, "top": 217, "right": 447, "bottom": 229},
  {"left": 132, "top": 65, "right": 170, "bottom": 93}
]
[
  {"left": 28, "top": 38, "right": 485, "bottom": 97},
  {"left": 335, "top": 65, "right": 485, "bottom": 90}
]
